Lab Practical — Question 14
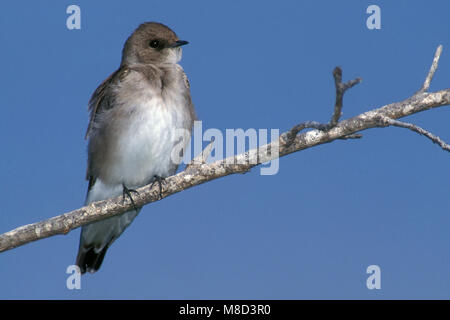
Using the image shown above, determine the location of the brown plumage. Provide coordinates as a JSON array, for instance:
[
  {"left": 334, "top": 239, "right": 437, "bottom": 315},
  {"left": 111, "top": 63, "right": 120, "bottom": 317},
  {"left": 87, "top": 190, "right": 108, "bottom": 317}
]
[{"left": 76, "top": 22, "right": 195, "bottom": 274}]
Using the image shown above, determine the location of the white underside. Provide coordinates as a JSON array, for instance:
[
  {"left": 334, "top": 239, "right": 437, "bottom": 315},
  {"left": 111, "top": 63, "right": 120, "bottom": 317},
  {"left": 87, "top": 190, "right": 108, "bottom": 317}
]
[
  {"left": 107, "top": 96, "right": 185, "bottom": 187},
  {"left": 81, "top": 67, "right": 191, "bottom": 250},
  {"left": 83, "top": 181, "right": 139, "bottom": 250}
]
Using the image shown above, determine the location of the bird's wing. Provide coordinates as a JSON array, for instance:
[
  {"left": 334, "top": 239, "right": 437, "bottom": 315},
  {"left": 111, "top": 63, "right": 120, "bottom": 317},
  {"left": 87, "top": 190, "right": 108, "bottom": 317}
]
[
  {"left": 181, "top": 69, "right": 190, "bottom": 89},
  {"left": 180, "top": 69, "right": 197, "bottom": 122},
  {"left": 78, "top": 66, "right": 140, "bottom": 274},
  {"left": 85, "top": 67, "right": 130, "bottom": 139},
  {"left": 84, "top": 67, "right": 131, "bottom": 184}
]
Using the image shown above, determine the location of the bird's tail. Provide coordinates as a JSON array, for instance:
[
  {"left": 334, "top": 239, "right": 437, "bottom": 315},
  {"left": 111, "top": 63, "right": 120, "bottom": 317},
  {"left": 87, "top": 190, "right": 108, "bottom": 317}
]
[
  {"left": 75, "top": 209, "right": 140, "bottom": 274},
  {"left": 75, "top": 180, "right": 140, "bottom": 274},
  {"left": 76, "top": 243, "right": 110, "bottom": 274}
]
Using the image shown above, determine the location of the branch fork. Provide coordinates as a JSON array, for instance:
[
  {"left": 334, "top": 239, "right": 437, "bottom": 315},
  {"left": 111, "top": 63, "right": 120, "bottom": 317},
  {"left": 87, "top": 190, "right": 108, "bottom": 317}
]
[
  {"left": 283, "top": 66, "right": 362, "bottom": 146},
  {"left": 375, "top": 45, "right": 449, "bottom": 152}
]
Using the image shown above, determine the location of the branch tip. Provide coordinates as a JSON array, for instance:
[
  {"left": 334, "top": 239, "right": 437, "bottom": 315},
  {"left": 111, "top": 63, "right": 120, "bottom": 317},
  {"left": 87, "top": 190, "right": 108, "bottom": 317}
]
[
  {"left": 376, "top": 115, "right": 450, "bottom": 152},
  {"left": 186, "top": 138, "right": 215, "bottom": 171},
  {"left": 330, "top": 67, "right": 361, "bottom": 127},
  {"left": 417, "top": 45, "right": 443, "bottom": 94}
]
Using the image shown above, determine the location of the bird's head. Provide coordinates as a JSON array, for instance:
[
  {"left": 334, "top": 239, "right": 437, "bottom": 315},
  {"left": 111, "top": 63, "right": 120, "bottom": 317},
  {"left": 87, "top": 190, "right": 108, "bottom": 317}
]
[{"left": 121, "top": 22, "right": 188, "bottom": 66}]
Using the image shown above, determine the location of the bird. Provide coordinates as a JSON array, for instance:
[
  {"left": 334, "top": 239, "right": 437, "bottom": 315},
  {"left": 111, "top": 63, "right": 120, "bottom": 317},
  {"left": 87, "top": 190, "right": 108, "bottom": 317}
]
[{"left": 75, "top": 22, "right": 196, "bottom": 274}]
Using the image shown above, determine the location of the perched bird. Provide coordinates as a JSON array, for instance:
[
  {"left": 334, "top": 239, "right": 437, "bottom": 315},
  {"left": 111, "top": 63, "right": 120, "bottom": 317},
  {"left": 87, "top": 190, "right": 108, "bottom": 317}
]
[{"left": 76, "top": 22, "right": 196, "bottom": 274}]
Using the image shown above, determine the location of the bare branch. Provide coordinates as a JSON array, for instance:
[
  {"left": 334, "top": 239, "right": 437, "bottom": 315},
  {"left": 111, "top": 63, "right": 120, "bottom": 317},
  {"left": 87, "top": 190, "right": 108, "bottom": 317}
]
[
  {"left": 375, "top": 115, "right": 450, "bottom": 152},
  {"left": 330, "top": 67, "right": 362, "bottom": 127},
  {"left": 284, "top": 121, "right": 329, "bottom": 145},
  {"left": 285, "top": 68, "right": 362, "bottom": 145},
  {"left": 338, "top": 133, "right": 363, "bottom": 140},
  {"left": 185, "top": 137, "right": 215, "bottom": 171},
  {"left": 1, "top": 46, "right": 449, "bottom": 253},
  {"left": 417, "top": 45, "right": 443, "bottom": 94}
]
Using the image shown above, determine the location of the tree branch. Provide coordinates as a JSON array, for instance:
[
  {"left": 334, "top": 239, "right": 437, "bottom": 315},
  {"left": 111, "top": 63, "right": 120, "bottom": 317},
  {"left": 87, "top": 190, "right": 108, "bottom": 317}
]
[
  {"left": 185, "top": 137, "right": 215, "bottom": 171},
  {"left": 417, "top": 44, "right": 443, "bottom": 94},
  {"left": 284, "top": 67, "right": 362, "bottom": 145},
  {"left": 330, "top": 67, "right": 362, "bottom": 127},
  {"left": 1, "top": 46, "right": 449, "bottom": 253},
  {"left": 375, "top": 115, "right": 450, "bottom": 152}
]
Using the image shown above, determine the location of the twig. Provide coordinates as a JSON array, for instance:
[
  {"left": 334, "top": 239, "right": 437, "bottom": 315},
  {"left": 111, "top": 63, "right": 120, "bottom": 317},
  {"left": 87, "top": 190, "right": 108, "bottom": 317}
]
[
  {"left": 417, "top": 45, "right": 443, "bottom": 94},
  {"left": 284, "top": 121, "right": 329, "bottom": 145},
  {"left": 339, "top": 133, "right": 363, "bottom": 140},
  {"left": 185, "top": 137, "right": 215, "bottom": 171},
  {"left": 284, "top": 68, "right": 362, "bottom": 145},
  {"left": 330, "top": 67, "right": 362, "bottom": 127},
  {"left": 376, "top": 115, "right": 450, "bottom": 152}
]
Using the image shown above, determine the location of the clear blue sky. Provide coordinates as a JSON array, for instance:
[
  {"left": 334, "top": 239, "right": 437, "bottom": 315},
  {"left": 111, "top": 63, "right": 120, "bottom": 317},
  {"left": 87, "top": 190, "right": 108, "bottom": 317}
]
[{"left": 1, "top": 0, "right": 450, "bottom": 299}]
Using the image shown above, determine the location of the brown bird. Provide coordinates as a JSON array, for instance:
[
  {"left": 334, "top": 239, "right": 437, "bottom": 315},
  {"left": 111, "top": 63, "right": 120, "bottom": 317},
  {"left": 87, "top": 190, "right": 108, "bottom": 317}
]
[{"left": 76, "top": 22, "right": 196, "bottom": 274}]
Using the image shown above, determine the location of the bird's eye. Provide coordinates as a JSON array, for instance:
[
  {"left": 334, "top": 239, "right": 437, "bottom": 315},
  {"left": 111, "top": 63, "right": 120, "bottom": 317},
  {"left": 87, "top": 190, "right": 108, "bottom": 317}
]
[{"left": 149, "top": 40, "right": 160, "bottom": 48}]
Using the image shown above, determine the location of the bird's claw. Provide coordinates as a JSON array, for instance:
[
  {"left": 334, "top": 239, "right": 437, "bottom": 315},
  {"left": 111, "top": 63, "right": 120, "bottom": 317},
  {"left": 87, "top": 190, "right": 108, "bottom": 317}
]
[
  {"left": 150, "top": 175, "right": 166, "bottom": 200},
  {"left": 122, "top": 184, "right": 139, "bottom": 211}
]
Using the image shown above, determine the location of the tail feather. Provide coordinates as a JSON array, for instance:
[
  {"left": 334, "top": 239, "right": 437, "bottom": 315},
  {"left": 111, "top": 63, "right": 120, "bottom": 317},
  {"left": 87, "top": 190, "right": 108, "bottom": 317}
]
[
  {"left": 76, "top": 244, "right": 110, "bottom": 274},
  {"left": 75, "top": 179, "right": 140, "bottom": 274},
  {"left": 75, "top": 210, "right": 139, "bottom": 274}
]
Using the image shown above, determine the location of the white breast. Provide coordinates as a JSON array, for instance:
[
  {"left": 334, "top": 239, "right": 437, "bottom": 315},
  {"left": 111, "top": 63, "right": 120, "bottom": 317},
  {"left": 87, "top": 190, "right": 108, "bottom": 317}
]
[{"left": 103, "top": 68, "right": 191, "bottom": 188}]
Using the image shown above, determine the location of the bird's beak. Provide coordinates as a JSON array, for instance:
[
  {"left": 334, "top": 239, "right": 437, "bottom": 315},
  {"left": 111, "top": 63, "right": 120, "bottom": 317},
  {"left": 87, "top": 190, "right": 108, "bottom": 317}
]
[{"left": 170, "top": 40, "right": 189, "bottom": 48}]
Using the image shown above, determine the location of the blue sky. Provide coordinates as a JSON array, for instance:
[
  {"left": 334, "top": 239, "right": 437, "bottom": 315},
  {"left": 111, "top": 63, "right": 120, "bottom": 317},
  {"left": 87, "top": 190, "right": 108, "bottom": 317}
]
[{"left": 1, "top": 0, "right": 450, "bottom": 299}]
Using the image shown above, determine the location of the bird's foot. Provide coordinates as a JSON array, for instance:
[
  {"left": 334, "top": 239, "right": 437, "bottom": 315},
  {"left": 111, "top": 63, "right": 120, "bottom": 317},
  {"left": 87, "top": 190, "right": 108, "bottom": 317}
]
[
  {"left": 150, "top": 175, "right": 166, "bottom": 200},
  {"left": 122, "top": 184, "right": 139, "bottom": 211}
]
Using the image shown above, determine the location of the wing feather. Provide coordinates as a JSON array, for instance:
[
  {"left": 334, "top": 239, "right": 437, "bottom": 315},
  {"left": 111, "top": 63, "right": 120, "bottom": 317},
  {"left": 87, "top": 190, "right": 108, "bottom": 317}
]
[{"left": 85, "top": 67, "right": 130, "bottom": 139}]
